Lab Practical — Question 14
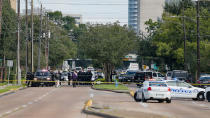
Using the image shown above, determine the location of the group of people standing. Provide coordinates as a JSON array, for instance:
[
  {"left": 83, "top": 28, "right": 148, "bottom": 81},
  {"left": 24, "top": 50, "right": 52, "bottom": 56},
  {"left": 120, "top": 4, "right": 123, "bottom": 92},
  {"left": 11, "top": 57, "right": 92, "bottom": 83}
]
[{"left": 69, "top": 70, "right": 93, "bottom": 87}]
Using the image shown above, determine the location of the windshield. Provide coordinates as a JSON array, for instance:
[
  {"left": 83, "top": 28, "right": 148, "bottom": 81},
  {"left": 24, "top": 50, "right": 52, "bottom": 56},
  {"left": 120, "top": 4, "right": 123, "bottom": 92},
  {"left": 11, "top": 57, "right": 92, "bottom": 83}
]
[
  {"left": 158, "top": 73, "right": 164, "bottom": 77},
  {"left": 126, "top": 71, "right": 136, "bottom": 75},
  {"left": 149, "top": 82, "right": 167, "bottom": 87},
  {"left": 200, "top": 77, "right": 210, "bottom": 80},
  {"left": 35, "top": 72, "right": 49, "bottom": 76},
  {"left": 167, "top": 72, "right": 172, "bottom": 76}
]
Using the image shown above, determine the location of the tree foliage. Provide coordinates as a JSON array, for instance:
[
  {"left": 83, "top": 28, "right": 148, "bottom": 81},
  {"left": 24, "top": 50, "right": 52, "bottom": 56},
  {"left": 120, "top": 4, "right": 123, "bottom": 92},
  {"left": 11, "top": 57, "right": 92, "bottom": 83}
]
[
  {"left": 79, "top": 23, "right": 138, "bottom": 81},
  {"left": 144, "top": 1, "right": 210, "bottom": 75}
]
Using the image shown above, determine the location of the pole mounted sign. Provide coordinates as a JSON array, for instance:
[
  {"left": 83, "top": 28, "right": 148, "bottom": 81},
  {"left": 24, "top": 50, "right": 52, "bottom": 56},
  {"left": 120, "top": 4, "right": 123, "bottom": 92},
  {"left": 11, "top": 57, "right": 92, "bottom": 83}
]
[
  {"left": 7, "top": 60, "right": 13, "bottom": 85},
  {"left": 7, "top": 60, "right": 13, "bottom": 67}
]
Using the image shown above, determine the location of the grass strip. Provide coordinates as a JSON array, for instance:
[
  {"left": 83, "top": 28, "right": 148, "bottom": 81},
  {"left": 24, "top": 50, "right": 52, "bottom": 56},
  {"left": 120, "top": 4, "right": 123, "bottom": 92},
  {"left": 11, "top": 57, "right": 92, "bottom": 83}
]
[
  {"left": 0, "top": 85, "right": 25, "bottom": 94},
  {"left": 0, "top": 82, "right": 7, "bottom": 86},
  {"left": 93, "top": 84, "right": 128, "bottom": 91}
]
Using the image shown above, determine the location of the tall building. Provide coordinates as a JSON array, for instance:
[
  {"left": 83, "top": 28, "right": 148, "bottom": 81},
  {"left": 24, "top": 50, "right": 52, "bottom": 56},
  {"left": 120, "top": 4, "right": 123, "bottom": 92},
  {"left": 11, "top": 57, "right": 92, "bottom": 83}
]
[
  {"left": 10, "top": 0, "right": 16, "bottom": 12},
  {"left": 128, "top": 0, "right": 140, "bottom": 33},
  {"left": 128, "top": 0, "right": 165, "bottom": 34}
]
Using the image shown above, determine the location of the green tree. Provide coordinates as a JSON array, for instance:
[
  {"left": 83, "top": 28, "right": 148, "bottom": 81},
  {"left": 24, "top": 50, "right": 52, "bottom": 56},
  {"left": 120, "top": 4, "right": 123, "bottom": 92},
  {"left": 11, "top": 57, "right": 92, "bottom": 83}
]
[{"left": 79, "top": 23, "right": 138, "bottom": 82}]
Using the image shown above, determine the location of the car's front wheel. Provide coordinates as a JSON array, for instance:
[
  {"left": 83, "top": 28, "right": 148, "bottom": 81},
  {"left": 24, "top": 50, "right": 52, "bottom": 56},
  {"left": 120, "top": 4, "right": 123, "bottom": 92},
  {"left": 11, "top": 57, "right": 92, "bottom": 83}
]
[
  {"left": 166, "top": 99, "right": 171, "bottom": 103},
  {"left": 197, "top": 92, "right": 205, "bottom": 101},
  {"left": 134, "top": 92, "right": 141, "bottom": 102}
]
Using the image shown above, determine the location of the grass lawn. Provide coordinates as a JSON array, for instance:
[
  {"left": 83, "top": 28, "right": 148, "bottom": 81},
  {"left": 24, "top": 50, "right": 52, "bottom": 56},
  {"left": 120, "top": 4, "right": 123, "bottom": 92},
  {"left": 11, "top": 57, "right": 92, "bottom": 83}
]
[
  {"left": 0, "top": 85, "right": 25, "bottom": 94},
  {"left": 93, "top": 84, "right": 128, "bottom": 91},
  {"left": 0, "top": 82, "right": 7, "bottom": 86}
]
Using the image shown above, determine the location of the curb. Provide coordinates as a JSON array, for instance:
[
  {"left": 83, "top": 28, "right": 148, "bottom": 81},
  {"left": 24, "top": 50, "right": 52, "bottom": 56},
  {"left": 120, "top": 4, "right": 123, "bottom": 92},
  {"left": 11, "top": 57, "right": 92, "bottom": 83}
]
[
  {"left": 91, "top": 86, "right": 135, "bottom": 98},
  {"left": 0, "top": 87, "right": 27, "bottom": 98},
  {"left": 82, "top": 107, "right": 120, "bottom": 118},
  {"left": 91, "top": 86, "right": 130, "bottom": 94}
]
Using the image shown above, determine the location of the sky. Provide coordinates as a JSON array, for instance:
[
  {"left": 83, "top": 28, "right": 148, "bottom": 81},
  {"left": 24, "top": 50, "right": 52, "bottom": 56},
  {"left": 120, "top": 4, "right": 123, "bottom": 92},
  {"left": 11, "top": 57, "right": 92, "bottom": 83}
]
[{"left": 20, "top": 0, "right": 128, "bottom": 25}]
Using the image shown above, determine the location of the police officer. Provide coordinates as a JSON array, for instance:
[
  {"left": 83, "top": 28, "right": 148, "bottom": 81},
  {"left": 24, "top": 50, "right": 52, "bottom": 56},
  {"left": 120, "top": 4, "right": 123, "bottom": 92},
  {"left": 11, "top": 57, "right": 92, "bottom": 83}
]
[{"left": 72, "top": 70, "right": 78, "bottom": 88}]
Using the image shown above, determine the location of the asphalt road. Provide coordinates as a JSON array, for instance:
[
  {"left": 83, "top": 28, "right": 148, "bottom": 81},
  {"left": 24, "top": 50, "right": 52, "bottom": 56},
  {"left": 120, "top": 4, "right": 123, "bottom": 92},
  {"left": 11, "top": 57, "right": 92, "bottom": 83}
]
[
  {"left": 0, "top": 85, "right": 210, "bottom": 118},
  {"left": 0, "top": 86, "right": 95, "bottom": 118}
]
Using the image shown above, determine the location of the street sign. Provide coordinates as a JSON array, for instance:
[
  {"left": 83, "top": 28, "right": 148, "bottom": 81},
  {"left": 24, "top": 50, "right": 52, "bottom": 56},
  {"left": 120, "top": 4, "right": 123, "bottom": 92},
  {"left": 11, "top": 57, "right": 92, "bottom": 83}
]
[{"left": 7, "top": 60, "right": 13, "bottom": 67}]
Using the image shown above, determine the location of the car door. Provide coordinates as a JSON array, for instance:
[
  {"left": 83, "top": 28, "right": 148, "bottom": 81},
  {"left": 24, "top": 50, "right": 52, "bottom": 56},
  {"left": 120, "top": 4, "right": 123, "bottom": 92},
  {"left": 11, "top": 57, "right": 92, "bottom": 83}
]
[
  {"left": 177, "top": 81, "right": 195, "bottom": 98},
  {"left": 166, "top": 81, "right": 179, "bottom": 97}
]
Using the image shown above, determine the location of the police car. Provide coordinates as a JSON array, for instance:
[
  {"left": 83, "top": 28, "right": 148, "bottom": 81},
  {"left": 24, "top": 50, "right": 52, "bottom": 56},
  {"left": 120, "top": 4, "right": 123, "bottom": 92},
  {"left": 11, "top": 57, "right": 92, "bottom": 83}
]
[
  {"left": 205, "top": 87, "right": 210, "bottom": 102},
  {"left": 165, "top": 80, "right": 205, "bottom": 101},
  {"left": 134, "top": 81, "right": 172, "bottom": 103}
]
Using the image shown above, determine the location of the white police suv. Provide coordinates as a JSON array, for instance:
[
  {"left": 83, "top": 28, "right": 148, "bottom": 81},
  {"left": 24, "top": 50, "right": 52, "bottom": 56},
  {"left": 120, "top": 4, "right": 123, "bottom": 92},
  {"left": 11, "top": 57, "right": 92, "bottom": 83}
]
[
  {"left": 205, "top": 87, "right": 210, "bottom": 102},
  {"left": 165, "top": 80, "right": 205, "bottom": 101},
  {"left": 134, "top": 81, "right": 172, "bottom": 103}
]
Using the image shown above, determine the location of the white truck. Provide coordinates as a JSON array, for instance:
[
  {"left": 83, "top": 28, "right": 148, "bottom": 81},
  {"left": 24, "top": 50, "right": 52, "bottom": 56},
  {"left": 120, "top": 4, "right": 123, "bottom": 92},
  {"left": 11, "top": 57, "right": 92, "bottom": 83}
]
[
  {"left": 127, "top": 63, "right": 139, "bottom": 71},
  {"left": 205, "top": 87, "right": 210, "bottom": 102}
]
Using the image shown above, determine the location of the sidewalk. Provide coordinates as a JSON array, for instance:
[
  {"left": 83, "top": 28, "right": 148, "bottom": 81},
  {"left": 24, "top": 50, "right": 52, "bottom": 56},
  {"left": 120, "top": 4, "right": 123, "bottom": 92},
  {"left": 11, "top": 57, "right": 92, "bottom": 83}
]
[{"left": 84, "top": 89, "right": 168, "bottom": 118}]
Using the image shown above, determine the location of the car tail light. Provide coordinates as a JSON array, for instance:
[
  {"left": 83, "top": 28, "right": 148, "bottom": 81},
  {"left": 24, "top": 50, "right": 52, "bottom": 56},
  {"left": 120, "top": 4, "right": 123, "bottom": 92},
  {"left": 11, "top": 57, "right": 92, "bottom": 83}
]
[
  {"left": 168, "top": 88, "right": 171, "bottom": 91},
  {"left": 147, "top": 87, "right": 152, "bottom": 91}
]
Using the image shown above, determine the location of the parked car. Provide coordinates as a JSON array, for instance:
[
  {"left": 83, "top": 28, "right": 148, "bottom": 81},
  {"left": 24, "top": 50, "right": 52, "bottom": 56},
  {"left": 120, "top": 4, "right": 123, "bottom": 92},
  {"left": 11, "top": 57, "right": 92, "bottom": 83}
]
[
  {"left": 205, "top": 87, "right": 210, "bottom": 102},
  {"left": 75, "top": 67, "right": 82, "bottom": 72},
  {"left": 134, "top": 71, "right": 152, "bottom": 83},
  {"left": 134, "top": 81, "right": 171, "bottom": 103},
  {"left": 32, "top": 69, "right": 55, "bottom": 87},
  {"left": 165, "top": 80, "right": 205, "bottom": 101},
  {"left": 134, "top": 71, "right": 164, "bottom": 83},
  {"left": 197, "top": 76, "right": 210, "bottom": 88},
  {"left": 121, "top": 70, "right": 138, "bottom": 82},
  {"left": 171, "top": 70, "right": 191, "bottom": 82},
  {"left": 152, "top": 72, "right": 165, "bottom": 81}
]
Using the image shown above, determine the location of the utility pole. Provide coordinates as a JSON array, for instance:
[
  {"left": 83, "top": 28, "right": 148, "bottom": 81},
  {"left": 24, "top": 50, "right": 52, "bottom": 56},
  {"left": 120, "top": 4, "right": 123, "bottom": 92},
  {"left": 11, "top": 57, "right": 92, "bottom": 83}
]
[
  {"left": 182, "top": 0, "right": 187, "bottom": 71},
  {"left": 196, "top": 0, "right": 200, "bottom": 81},
  {"left": 0, "top": 0, "right": 3, "bottom": 81},
  {"left": 0, "top": 0, "right": 2, "bottom": 36},
  {"left": 31, "top": 0, "right": 34, "bottom": 72},
  {"left": 37, "top": 4, "right": 43, "bottom": 70},
  {"left": 45, "top": 13, "right": 50, "bottom": 70},
  {"left": 17, "top": 0, "right": 21, "bottom": 85},
  {"left": 25, "top": 0, "right": 29, "bottom": 75}
]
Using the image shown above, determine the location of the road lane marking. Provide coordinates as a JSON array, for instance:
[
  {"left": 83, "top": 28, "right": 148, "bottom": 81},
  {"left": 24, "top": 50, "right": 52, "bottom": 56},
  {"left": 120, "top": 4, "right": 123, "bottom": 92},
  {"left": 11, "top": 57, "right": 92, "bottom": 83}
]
[
  {"left": 5, "top": 111, "right": 12, "bottom": 114},
  {"left": 0, "top": 88, "right": 57, "bottom": 118},
  {"left": 21, "top": 105, "right": 27, "bottom": 108}
]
